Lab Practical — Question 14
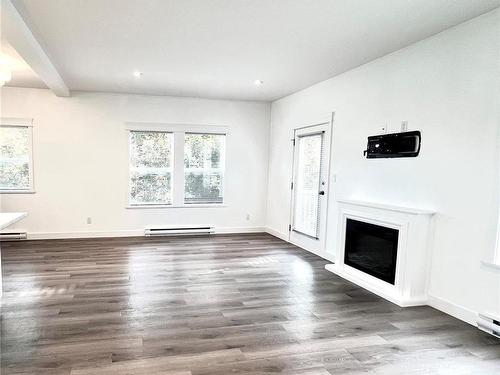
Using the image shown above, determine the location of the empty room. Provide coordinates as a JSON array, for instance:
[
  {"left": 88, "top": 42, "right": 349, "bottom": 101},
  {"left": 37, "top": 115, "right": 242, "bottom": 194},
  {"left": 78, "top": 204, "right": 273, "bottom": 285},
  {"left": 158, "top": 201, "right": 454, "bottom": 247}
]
[{"left": 1, "top": 0, "right": 500, "bottom": 374}]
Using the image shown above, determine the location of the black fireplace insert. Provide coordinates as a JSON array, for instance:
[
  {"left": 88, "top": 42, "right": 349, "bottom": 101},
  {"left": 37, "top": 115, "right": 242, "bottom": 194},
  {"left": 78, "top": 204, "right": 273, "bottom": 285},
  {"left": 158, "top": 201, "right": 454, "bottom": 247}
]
[{"left": 344, "top": 218, "right": 399, "bottom": 284}]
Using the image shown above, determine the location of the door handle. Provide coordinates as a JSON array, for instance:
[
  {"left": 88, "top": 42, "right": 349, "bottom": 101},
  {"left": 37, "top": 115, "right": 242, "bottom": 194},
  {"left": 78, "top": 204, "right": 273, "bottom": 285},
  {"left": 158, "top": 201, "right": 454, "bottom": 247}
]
[{"left": 319, "top": 191, "right": 325, "bottom": 195}]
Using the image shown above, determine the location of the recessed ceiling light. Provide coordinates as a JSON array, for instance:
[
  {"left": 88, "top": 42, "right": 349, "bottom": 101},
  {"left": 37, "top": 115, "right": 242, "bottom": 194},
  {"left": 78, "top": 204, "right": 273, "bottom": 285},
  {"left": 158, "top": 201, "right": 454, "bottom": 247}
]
[
  {"left": 254, "top": 79, "right": 264, "bottom": 86},
  {"left": 133, "top": 71, "right": 143, "bottom": 78}
]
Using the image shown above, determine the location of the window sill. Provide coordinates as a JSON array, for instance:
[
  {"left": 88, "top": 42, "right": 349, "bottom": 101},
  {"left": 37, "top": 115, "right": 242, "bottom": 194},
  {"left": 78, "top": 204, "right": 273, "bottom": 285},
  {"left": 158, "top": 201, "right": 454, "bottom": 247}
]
[
  {"left": 0, "top": 190, "right": 36, "bottom": 194},
  {"left": 126, "top": 204, "right": 227, "bottom": 209},
  {"left": 481, "top": 260, "right": 500, "bottom": 273}
]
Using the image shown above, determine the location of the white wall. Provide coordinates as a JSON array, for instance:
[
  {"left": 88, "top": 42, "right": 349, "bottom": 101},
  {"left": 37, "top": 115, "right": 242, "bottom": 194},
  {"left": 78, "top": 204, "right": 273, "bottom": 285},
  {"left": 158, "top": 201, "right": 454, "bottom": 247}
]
[
  {"left": 267, "top": 10, "right": 500, "bottom": 323},
  {"left": 0, "top": 88, "right": 271, "bottom": 237}
]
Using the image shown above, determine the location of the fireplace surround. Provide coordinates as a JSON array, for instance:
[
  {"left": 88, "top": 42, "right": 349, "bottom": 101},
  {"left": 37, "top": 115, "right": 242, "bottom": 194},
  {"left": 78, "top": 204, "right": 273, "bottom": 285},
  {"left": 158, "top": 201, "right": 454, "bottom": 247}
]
[{"left": 325, "top": 199, "right": 435, "bottom": 307}]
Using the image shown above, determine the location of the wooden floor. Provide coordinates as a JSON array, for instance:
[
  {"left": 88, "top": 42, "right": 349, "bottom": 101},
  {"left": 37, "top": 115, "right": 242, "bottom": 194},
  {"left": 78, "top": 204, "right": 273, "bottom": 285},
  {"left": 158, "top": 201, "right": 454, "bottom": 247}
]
[{"left": 1, "top": 233, "right": 500, "bottom": 374}]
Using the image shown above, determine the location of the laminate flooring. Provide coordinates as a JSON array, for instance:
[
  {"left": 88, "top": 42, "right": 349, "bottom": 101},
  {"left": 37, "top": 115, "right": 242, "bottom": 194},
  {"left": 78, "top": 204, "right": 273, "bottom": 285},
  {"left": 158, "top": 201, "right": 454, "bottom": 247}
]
[{"left": 1, "top": 233, "right": 500, "bottom": 374}]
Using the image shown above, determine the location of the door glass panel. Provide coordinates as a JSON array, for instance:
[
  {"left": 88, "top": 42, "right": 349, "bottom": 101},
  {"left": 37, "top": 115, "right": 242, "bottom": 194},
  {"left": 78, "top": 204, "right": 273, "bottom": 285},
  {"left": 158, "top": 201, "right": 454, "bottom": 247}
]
[{"left": 293, "top": 133, "right": 323, "bottom": 238}]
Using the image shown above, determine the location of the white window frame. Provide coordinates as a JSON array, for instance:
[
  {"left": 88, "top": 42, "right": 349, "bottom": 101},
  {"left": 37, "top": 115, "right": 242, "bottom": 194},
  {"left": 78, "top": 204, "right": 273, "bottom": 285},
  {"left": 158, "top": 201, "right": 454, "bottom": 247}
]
[
  {"left": 183, "top": 131, "right": 226, "bottom": 205},
  {"left": 0, "top": 118, "right": 35, "bottom": 194},
  {"left": 125, "top": 122, "right": 228, "bottom": 208},
  {"left": 128, "top": 130, "right": 174, "bottom": 207}
]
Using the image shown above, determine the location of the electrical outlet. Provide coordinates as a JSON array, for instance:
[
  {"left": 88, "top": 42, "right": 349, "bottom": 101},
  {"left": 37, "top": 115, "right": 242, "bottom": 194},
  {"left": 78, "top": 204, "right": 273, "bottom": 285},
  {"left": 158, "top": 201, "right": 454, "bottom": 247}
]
[
  {"left": 246, "top": 214, "right": 250, "bottom": 221},
  {"left": 86, "top": 217, "right": 92, "bottom": 225},
  {"left": 401, "top": 121, "right": 408, "bottom": 132}
]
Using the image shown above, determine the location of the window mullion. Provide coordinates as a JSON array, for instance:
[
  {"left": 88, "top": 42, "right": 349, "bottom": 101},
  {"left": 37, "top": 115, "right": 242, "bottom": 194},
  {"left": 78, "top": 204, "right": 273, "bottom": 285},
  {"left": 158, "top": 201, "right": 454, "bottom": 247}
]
[{"left": 172, "top": 131, "right": 185, "bottom": 206}]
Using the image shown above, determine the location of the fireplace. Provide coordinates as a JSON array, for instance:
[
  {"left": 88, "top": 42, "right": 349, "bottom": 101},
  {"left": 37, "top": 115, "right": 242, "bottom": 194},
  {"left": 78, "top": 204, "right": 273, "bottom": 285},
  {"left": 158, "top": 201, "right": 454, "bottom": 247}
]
[
  {"left": 344, "top": 218, "right": 399, "bottom": 284},
  {"left": 325, "top": 199, "right": 435, "bottom": 307}
]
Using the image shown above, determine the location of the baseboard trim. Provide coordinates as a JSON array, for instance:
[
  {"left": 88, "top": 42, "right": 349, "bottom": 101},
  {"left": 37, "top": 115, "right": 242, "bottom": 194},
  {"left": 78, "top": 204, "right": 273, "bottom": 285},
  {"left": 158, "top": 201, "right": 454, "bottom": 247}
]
[
  {"left": 291, "top": 241, "right": 336, "bottom": 263},
  {"left": 265, "top": 226, "right": 336, "bottom": 263},
  {"left": 264, "top": 226, "right": 289, "bottom": 241},
  {"left": 28, "top": 230, "right": 143, "bottom": 240},
  {"left": 26, "top": 227, "right": 266, "bottom": 240},
  {"left": 215, "top": 226, "right": 265, "bottom": 234},
  {"left": 427, "top": 294, "right": 477, "bottom": 327}
]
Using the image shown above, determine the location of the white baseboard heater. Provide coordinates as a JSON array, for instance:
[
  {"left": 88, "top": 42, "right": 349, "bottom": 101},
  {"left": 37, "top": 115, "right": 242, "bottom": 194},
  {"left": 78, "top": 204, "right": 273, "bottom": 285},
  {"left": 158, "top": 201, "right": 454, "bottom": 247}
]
[
  {"left": 477, "top": 313, "right": 500, "bottom": 338},
  {"left": 144, "top": 225, "right": 215, "bottom": 236},
  {"left": 0, "top": 230, "right": 27, "bottom": 241}
]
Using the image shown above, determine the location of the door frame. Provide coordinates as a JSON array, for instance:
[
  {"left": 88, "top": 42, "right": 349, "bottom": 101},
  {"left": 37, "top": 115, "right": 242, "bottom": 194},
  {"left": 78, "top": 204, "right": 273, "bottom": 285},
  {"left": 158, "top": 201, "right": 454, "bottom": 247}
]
[{"left": 288, "top": 112, "right": 334, "bottom": 257}]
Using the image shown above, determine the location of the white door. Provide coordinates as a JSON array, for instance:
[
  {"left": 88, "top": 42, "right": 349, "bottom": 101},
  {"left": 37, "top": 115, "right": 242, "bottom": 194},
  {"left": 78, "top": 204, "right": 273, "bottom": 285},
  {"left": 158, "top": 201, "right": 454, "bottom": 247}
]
[{"left": 289, "top": 122, "right": 331, "bottom": 255}]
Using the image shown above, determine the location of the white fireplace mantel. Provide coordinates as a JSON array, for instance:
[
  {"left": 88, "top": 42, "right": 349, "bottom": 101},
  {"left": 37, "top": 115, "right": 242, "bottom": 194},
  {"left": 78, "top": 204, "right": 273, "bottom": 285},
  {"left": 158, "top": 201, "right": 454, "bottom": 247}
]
[
  {"left": 325, "top": 199, "right": 436, "bottom": 307},
  {"left": 336, "top": 199, "right": 436, "bottom": 215}
]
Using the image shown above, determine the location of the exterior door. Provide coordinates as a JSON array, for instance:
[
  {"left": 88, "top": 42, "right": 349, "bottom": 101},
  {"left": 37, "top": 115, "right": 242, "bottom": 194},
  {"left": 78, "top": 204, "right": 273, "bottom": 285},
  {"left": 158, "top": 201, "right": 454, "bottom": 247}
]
[{"left": 289, "top": 122, "right": 331, "bottom": 255}]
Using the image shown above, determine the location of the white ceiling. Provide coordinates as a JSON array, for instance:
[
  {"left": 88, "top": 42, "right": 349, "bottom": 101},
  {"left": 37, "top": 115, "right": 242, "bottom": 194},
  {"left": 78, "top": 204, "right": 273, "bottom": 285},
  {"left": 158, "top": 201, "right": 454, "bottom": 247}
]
[{"left": 5, "top": 0, "right": 500, "bottom": 101}]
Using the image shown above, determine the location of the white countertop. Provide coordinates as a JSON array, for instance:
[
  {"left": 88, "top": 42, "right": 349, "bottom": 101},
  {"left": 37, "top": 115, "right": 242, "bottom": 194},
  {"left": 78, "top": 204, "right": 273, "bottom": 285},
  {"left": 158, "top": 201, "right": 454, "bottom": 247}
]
[
  {"left": 0, "top": 212, "right": 28, "bottom": 230},
  {"left": 337, "top": 199, "right": 435, "bottom": 215}
]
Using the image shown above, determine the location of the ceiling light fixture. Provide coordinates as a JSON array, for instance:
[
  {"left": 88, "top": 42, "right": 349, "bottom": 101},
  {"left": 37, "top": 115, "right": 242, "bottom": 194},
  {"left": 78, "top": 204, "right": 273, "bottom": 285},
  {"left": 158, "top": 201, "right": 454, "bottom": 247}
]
[
  {"left": 254, "top": 79, "right": 264, "bottom": 86},
  {"left": 133, "top": 71, "right": 143, "bottom": 78}
]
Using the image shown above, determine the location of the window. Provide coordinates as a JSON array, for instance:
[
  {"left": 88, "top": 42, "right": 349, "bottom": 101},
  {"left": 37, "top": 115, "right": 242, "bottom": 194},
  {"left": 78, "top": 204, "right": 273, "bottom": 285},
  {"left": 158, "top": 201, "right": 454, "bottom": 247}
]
[
  {"left": 184, "top": 133, "right": 225, "bottom": 204},
  {"left": 129, "top": 131, "right": 173, "bottom": 205},
  {"left": 127, "top": 127, "right": 226, "bottom": 207},
  {"left": 0, "top": 124, "right": 34, "bottom": 192}
]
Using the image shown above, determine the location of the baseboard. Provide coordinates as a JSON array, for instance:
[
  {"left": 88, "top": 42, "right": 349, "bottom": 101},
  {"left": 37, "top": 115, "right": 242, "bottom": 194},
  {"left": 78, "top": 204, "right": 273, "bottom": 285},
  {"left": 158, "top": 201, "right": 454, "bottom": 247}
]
[
  {"left": 292, "top": 241, "right": 336, "bottom": 263},
  {"left": 264, "top": 226, "right": 289, "bottom": 241},
  {"left": 265, "top": 226, "right": 336, "bottom": 263},
  {"left": 215, "top": 226, "right": 265, "bottom": 234},
  {"left": 26, "top": 226, "right": 266, "bottom": 240},
  {"left": 427, "top": 294, "right": 477, "bottom": 327},
  {"left": 27, "top": 229, "right": 144, "bottom": 240}
]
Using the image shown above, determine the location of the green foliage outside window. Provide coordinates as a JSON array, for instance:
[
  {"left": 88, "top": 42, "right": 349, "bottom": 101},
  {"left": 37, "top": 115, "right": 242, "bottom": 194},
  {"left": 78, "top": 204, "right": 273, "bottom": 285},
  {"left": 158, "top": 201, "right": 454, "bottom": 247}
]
[
  {"left": 129, "top": 131, "right": 172, "bottom": 204},
  {"left": 0, "top": 126, "right": 30, "bottom": 190},
  {"left": 184, "top": 133, "right": 224, "bottom": 204}
]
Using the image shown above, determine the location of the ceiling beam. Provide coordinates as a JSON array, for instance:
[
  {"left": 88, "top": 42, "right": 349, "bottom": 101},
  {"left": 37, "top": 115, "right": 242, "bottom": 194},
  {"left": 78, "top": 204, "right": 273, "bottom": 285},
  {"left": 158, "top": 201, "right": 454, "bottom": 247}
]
[{"left": 2, "top": 0, "right": 70, "bottom": 96}]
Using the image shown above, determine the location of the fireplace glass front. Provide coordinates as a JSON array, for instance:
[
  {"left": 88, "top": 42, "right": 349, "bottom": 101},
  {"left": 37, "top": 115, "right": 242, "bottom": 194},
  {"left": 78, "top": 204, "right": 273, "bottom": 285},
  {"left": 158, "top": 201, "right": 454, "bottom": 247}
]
[{"left": 344, "top": 218, "right": 399, "bottom": 284}]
